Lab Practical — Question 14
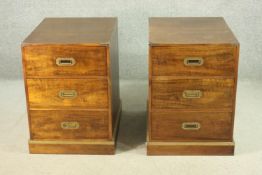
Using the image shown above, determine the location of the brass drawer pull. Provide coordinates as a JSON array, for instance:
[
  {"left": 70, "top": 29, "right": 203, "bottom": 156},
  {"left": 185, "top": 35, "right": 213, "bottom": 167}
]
[
  {"left": 61, "top": 122, "right": 79, "bottom": 129},
  {"left": 183, "top": 90, "right": 202, "bottom": 98},
  {"left": 182, "top": 122, "right": 201, "bottom": 130},
  {"left": 59, "top": 90, "right": 77, "bottom": 99},
  {"left": 56, "top": 57, "right": 76, "bottom": 66},
  {"left": 184, "top": 57, "right": 204, "bottom": 66}
]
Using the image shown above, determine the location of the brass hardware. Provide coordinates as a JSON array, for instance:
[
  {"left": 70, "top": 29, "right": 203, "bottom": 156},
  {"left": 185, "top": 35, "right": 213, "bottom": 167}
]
[
  {"left": 59, "top": 90, "right": 77, "bottom": 99},
  {"left": 183, "top": 90, "right": 202, "bottom": 98},
  {"left": 182, "top": 122, "right": 201, "bottom": 130},
  {"left": 56, "top": 57, "right": 76, "bottom": 66},
  {"left": 184, "top": 57, "right": 204, "bottom": 66},
  {"left": 61, "top": 122, "right": 79, "bottom": 129}
]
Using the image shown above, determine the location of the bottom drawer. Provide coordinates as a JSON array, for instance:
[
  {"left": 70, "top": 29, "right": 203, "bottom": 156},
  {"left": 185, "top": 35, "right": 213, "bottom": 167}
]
[
  {"left": 151, "top": 111, "right": 233, "bottom": 141},
  {"left": 30, "top": 110, "right": 109, "bottom": 140}
]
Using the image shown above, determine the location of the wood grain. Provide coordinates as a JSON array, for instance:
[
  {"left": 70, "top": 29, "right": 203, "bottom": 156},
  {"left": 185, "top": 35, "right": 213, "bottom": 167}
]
[
  {"left": 151, "top": 45, "right": 236, "bottom": 76},
  {"left": 23, "top": 18, "right": 117, "bottom": 45},
  {"left": 27, "top": 78, "right": 108, "bottom": 109},
  {"left": 147, "top": 141, "right": 234, "bottom": 155},
  {"left": 30, "top": 110, "right": 109, "bottom": 139},
  {"left": 22, "top": 18, "right": 121, "bottom": 154},
  {"left": 151, "top": 111, "right": 232, "bottom": 141},
  {"left": 149, "top": 17, "right": 239, "bottom": 45},
  {"left": 151, "top": 78, "right": 234, "bottom": 110},
  {"left": 23, "top": 45, "right": 107, "bottom": 77},
  {"left": 28, "top": 102, "right": 122, "bottom": 154},
  {"left": 148, "top": 17, "right": 239, "bottom": 155},
  {"left": 29, "top": 140, "right": 115, "bottom": 154}
]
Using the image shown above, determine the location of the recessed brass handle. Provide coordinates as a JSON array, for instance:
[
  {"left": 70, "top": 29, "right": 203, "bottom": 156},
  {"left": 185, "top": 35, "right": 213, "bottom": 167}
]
[
  {"left": 59, "top": 90, "right": 77, "bottom": 99},
  {"left": 61, "top": 122, "right": 79, "bottom": 129},
  {"left": 182, "top": 122, "right": 201, "bottom": 130},
  {"left": 56, "top": 57, "right": 76, "bottom": 66},
  {"left": 184, "top": 57, "right": 204, "bottom": 66},
  {"left": 183, "top": 90, "right": 202, "bottom": 98}
]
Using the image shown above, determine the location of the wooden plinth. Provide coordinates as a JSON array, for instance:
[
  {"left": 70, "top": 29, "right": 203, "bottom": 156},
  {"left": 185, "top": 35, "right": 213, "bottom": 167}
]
[{"left": 147, "top": 141, "right": 234, "bottom": 156}]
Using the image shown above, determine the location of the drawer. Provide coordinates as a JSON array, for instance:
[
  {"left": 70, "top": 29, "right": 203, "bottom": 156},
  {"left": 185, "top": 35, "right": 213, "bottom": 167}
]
[
  {"left": 27, "top": 79, "right": 108, "bottom": 109},
  {"left": 23, "top": 45, "right": 107, "bottom": 77},
  {"left": 151, "top": 111, "right": 232, "bottom": 141},
  {"left": 151, "top": 78, "right": 234, "bottom": 110},
  {"left": 30, "top": 110, "right": 109, "bottom": 139},
  {"left": 151, "top": 45, "right": 236, "bottom": 76}
]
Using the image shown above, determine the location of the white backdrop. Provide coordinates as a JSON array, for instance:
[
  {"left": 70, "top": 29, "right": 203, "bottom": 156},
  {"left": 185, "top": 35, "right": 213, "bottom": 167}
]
[{"left": 0, "top": 0, "right": 261, "bottom": 80}]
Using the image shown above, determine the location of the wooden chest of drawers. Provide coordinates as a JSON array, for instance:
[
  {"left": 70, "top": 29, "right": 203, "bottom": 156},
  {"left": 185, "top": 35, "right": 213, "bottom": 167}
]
[
  {"left": 147, "top": 17, "right": 239, "bottom": 155},
  {"left": 22, "top": 18, "right": 121, "bottom": 154}
]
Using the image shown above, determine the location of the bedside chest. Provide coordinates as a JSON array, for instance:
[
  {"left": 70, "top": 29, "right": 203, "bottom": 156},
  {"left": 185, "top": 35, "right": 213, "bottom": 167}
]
[
  {"left": 22, "top": 18, "right": 121, "bottom": 154},
  {"left": 147, "top": 17, "right": 239, "bottom": 155}
]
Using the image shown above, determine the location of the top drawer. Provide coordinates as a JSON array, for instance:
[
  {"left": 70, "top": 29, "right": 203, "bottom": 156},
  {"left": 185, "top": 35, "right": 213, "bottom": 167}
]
[
  {"left": 150, "top": 45, "right": 237, "bottom": 77},
  {"left": 23, "top": 45, "right": 107, "bottom": 77}
]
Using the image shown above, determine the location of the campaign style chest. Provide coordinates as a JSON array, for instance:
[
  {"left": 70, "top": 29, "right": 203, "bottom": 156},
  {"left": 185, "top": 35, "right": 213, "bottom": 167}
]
[
  {"left": 22, "top": 18, "right": 121, "bottom": 154},
  {"left": 147, "top": 17, "right": 239, "bottom": 155}
]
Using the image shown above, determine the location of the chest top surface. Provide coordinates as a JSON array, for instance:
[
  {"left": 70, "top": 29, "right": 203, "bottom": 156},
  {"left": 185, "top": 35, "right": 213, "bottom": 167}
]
[
  {"left": 23, "top": 18, "right": 117, "bottom": 45},
  {"left": 149, "top": 17, "right": 238, "bottom": 45}
]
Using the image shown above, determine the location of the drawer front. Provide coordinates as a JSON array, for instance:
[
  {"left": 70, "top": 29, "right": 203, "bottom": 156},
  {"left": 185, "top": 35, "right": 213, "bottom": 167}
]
[
  {"left": 30, "top": 110, "right": 109, "bottom": 139},
  {"left": 151, "top": 111, "right": 232, "bottom": 141},
  {"left": 151, "top": 45, "right": 236, "bottom": 76},
  {"left": 27, "top": 79, "right": 108, "bottom": 109},
  {"left": 151, "top": 78, "right": 234, "bottom": 110},
  {"left": 23, "top": 45, "right": 107, "bottom": 77}
]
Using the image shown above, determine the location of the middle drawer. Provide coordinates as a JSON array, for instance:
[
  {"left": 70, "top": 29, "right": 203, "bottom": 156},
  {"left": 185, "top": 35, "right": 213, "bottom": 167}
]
[
  {"left": 151, "top": 78, "right": 234, "bottom": 110},
  {"left": 27, "top": 79, "right": 108, "bottom": 109}
]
